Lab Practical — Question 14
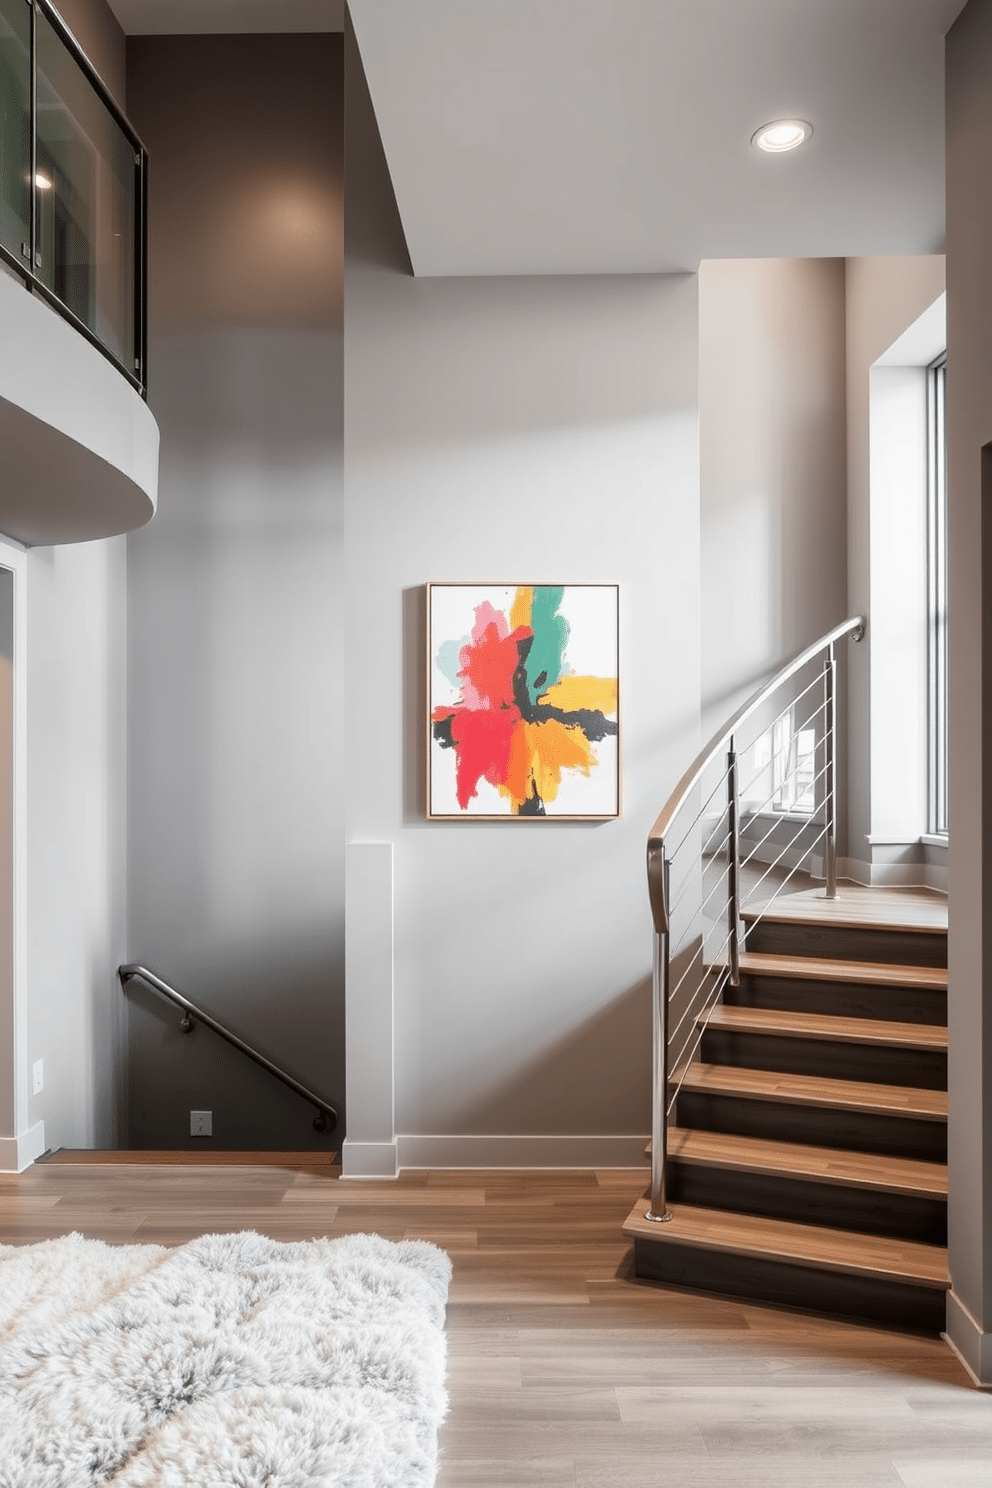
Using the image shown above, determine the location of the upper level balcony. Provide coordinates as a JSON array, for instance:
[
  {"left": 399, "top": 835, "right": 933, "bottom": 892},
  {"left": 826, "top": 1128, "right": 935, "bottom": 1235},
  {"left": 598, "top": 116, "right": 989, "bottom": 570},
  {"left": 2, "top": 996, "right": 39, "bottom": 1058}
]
[{"left": 0, "top": 0, "right": 157, "bottom": 545}]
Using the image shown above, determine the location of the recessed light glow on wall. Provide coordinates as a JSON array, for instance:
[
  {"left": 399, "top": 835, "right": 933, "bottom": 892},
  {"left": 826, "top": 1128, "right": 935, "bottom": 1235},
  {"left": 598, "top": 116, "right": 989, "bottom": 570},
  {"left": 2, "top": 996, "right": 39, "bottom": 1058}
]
[
  {"left": 34, "top": 172, "right": 53, "bottom": 190},
  {"left": 751, "top": 119, "right": 812, "bottom": 154}
]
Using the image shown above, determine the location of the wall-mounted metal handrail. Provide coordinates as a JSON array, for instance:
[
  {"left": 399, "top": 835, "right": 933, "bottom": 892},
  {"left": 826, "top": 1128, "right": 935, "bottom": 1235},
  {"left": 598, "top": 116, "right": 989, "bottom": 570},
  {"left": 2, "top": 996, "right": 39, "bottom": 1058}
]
[
  {"left": 118, "top": 963, "right": 338, "bottom": 1134},
  {"left": 644, "top": 615, "right": 865, "bottom": 1224}
]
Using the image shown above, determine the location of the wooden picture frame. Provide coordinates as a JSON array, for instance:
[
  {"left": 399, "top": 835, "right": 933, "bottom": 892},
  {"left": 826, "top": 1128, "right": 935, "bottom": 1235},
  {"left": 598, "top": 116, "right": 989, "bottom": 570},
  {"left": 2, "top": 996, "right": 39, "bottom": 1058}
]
[{"left": 427, "top": 582, "right": 620, "bottom": 820}]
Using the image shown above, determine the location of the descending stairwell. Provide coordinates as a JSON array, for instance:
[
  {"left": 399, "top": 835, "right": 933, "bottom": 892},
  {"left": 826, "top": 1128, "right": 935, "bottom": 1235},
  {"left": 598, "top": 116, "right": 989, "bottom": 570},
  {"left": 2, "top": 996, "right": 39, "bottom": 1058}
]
[{"left": 623, "top": 887, "right": 949, "bottom": 1330}]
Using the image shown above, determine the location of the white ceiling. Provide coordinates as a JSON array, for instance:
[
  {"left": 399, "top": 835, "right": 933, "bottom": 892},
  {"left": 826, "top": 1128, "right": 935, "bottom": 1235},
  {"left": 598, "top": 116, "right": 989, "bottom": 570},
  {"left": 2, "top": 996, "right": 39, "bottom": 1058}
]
[
  {"left": 348, "top": 0, "right": 966, "bottom": 276},
  {"left": 104, "top": 0, "right": 967, "bottom": 277}
]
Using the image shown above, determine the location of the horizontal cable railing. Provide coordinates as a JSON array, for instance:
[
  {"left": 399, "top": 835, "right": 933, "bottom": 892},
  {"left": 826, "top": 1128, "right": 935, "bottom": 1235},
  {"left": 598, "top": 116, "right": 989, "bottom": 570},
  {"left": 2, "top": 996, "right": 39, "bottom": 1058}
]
[
  {"left": 118, "top": 964, "right": 338, "bottom": 1134},
  {"left": 644, "top": 615, "right": 865, "bottom": 1223}
]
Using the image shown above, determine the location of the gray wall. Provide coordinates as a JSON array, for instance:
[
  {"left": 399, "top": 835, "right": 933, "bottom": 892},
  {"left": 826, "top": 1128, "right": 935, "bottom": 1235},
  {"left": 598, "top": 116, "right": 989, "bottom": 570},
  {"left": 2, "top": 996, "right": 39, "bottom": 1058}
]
[
  {"left": 698, "top": 259, "right": 848, "bottom": 737},
  {"left": 945, "top": 0, "right": 992, "bottom": 1384},
  {"left": 343, "top": 27, "right": 700, "bottom": 1169},
  {"left": 124, "top": 35, "right": 344, "bottom": 1150}
]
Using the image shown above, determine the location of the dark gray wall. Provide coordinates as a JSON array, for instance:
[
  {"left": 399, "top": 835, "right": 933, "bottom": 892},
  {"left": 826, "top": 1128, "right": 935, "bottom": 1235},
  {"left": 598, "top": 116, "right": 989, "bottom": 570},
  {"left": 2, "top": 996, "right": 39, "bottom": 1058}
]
[
  {"left": 945, "top": 0, "right": 992, "bottom": 1383},
  {"left": 55, "top": 0, "right": 126, "bottom": 107},
  {"left": 124, "top": 35, "right": 344, "bottom": 1150}
]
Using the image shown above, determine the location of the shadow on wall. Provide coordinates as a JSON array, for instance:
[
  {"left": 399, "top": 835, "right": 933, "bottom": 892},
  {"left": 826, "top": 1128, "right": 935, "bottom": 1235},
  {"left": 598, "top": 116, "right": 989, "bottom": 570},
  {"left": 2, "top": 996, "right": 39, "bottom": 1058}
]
[
  {"left": 123, "top": 926, "right": 345, "bottom": 1151},
  {"left": 403, "top": 585, "right": 427, "bottom": 822},
  {"left": 443, "top": 974, "right": 652, "bottom": 1136}
]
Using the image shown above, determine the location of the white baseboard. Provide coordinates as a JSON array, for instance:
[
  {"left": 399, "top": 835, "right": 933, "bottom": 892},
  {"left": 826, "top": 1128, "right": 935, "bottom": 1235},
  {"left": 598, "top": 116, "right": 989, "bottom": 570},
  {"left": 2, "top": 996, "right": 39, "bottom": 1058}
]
[
  {"left": 742, "top": 843, "right": 825, "bottom": 880},
  {"left": 945, "top": 1291, "right": 992, "bottom": 1387},
  {"left": 340, "top": 1139, "right": 398, "bottom": 1179},
  {"left": 0, "top": 1120, "right": 45, "bottom": 1174},
  {"left": 396, "top": 1134, "right": 650, "bottom": 1170},
  {"left": 839, "top": 856, "right": 947, "bottom": 892}
]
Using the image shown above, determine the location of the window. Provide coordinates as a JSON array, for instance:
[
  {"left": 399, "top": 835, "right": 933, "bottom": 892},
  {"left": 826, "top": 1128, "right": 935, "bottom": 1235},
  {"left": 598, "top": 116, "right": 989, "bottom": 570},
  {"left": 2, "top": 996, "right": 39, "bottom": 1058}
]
[
  {"left": 750, "top": 708, "right": 817, "bottom": 817},
  {"left": 927, "top": 354, "right": 948, "bottom": 836}
]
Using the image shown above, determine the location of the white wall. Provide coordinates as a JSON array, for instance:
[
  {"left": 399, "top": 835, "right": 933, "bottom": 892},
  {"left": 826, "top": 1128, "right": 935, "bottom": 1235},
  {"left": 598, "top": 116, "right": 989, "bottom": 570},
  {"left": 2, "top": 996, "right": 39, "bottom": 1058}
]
[
  {"left": 0, "top": 560, "right": 22, "bottom": 1166},
  {"left": 0, "top": 0, "right": 134, "bottom": 1168},
  {"left": 699, "top": 259, "right": 848, "bottom": 741},
  {"left": 0, "top": 272, "right": 157, "bottom": 548},
  {"left": 24, "top": 538, "right": 129, "bottom": 1155},
  {"left": 344, "top": 31, "right": 699, "bottom": 1170}
]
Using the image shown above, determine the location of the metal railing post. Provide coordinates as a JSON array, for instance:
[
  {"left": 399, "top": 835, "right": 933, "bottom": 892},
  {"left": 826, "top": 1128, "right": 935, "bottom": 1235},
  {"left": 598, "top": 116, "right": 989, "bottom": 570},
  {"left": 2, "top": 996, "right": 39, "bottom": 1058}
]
[
  {"left": 727, "top": 740, "right": 741, "bottom": 986},
  {"left": 646, "top": 859, "right": 672, "bottom": 1224},
  {"left": 824, "top": 645, "right": 838, "bottom": 899}
]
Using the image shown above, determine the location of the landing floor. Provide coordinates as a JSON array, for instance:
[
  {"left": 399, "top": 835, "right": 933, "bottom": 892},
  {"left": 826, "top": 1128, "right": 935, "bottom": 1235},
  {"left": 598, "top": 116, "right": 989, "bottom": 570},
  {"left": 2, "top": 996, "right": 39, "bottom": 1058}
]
[
  {"left": 746, "top": 881, "right": 948, "bottom": 933},
  {"left": 0, "top": 1159, "right": 987, "bottom": 1486}
]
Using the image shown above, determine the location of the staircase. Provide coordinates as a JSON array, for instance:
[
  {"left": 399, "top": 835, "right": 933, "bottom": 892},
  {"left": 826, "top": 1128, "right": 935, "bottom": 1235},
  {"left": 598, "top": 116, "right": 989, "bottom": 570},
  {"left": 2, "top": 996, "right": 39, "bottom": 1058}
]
[{"left": 623, "top": 885, "right": 949, "bottom": 1330}]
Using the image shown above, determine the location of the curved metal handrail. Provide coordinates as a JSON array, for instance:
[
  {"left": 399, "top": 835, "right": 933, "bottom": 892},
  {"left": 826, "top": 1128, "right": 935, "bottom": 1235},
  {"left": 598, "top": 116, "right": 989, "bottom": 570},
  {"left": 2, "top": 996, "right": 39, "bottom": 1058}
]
[
  {"left": 643, "top": 615, "right": 865, "bottom": 1224},
  {"left": 119, "top": 963, "right": 338, "bottom": 1134},
  {"left": 647, "top": 615, "right": 865, "bottom": 935}
]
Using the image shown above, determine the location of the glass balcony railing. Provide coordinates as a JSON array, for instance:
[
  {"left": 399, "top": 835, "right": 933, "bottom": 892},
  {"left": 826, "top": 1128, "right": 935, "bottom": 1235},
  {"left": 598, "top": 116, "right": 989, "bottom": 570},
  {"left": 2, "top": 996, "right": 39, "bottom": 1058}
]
[{"left": 0, "top": 0, "right": 146, "bottom": 394}]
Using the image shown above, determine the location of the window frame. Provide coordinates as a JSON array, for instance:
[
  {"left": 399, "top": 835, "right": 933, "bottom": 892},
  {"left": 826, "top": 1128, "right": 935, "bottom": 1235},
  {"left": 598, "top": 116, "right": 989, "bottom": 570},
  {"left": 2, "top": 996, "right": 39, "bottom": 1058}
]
[{"left": 927, "top": 353, "right": 948, "bottom": 838}]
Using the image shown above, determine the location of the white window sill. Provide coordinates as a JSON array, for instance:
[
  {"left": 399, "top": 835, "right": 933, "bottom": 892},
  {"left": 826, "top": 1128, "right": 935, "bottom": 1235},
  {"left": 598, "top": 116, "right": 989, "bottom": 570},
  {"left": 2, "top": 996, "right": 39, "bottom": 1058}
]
[{"left": 741, "top": 806, "right": 818, "bottom": 825}]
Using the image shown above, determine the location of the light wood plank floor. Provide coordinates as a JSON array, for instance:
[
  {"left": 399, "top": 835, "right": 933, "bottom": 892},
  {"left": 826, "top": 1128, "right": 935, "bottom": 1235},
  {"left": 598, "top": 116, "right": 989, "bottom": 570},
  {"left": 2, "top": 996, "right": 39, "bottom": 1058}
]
[
  {"left": 746, "top": 882, "right": 948, "bottom": 933},
  {"left": 2, "top": 1159, "right": 990, "bottom": 1487}
]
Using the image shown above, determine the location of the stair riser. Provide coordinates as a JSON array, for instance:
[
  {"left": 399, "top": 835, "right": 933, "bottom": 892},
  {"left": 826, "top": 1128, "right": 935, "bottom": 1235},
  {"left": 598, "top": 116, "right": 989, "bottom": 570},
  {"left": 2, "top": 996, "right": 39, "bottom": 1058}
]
[
  {"left": 632, "top": 1237, "right": 946, "bottom": 1332},
  {"left": 668, "top": 1162, "right": 947, "bottom": 1245},
  {"left": 726, "top": 975, "right": 947, "bottom": 1027},
  {"left": 743, "top": 920, "right": 947, "bottom": 968},
  {"left": 699, "top": 1028, "right": 947, "bottom": 1091},
  {"left": 675, "top": 1089, "right": 947, "bottom": 1162}
]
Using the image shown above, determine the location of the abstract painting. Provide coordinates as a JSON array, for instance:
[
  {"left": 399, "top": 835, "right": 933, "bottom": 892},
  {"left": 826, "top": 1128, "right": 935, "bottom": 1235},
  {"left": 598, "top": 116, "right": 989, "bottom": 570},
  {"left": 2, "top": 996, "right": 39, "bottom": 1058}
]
[{"left": 428, "top": 583, "right": 619, "bottom": 819}]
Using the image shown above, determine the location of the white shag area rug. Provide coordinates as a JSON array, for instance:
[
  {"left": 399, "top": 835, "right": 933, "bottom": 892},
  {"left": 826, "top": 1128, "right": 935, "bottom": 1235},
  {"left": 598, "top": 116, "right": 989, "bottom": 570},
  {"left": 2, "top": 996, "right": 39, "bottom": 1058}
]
[{"left": 0, "top": 1230, "right": 451, "bottom": 1488}]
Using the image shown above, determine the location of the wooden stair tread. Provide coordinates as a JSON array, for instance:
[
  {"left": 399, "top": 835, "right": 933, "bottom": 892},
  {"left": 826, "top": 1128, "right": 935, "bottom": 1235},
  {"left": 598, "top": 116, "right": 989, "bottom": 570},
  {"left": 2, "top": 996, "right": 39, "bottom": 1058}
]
[
  {"left": 702, "top": 1004, "right": 947, "bottom": 1050},
  {"left": 740, "top": 885, "right": 947, "bottom": 934},
  {"left": 674, "top": 1062, "right": 947, "bottom": 1119},
  {"left": 622, "top": 1198, "right": 949, "bottom": 1287},
  {"left": 736, "top": 950, "right": 947, "bottom": 990},
  {"left": 666, "top": 1126, "right": 947, "bottom": 1196}
]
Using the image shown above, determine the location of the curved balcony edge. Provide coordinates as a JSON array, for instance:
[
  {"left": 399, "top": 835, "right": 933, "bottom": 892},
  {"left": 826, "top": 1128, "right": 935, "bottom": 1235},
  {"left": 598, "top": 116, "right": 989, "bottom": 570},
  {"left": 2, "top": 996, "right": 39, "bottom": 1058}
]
[{"left": 0, "top": 270, "right": 158, "bottom": 547}]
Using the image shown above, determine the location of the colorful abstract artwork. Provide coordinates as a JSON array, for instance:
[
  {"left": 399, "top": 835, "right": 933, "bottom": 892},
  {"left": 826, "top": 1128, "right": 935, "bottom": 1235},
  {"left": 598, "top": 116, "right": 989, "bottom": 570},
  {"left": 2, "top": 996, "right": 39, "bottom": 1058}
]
[{"left": 428, "top": 583, "right": 619, "bottom": 819}]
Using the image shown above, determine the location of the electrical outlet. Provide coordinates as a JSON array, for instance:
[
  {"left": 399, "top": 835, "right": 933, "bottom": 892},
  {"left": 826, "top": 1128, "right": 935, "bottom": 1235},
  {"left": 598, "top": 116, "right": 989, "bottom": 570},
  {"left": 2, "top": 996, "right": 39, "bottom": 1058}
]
[
  {"left": 190, "top": 1110, "right": 212, "bottom": 1138},
  {"left": 32, "top": 1059, "right": 43, "bottom": 1096}
]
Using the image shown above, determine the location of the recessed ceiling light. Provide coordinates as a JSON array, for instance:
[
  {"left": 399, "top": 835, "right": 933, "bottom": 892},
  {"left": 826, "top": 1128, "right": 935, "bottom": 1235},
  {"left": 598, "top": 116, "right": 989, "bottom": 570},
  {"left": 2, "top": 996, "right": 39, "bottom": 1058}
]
[
  {"left": 751, "top": 119, "right": 812, "bottom": 154},
  {"left": 34, "top": 171, "right": 53, "bottom": 190}
]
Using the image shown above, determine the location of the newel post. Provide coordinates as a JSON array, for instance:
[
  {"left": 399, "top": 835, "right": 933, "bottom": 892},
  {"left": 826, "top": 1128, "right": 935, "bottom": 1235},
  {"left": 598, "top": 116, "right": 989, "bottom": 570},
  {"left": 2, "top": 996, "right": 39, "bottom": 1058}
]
[{"left": 645, "top": 844, "right": 672, "bottom": 1224}]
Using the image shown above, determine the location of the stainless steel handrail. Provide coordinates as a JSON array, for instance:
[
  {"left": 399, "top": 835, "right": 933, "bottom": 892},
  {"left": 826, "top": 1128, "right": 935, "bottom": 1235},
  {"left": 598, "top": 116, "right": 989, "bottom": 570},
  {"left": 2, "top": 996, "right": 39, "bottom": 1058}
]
[
  {"left": 644, "top": 615, "right": 865, "bottom": 1223},
  {"left": 119, "top": 963, "right": 338, "bottom": 1133},
  {"left": 647, "top": 615, "right": 865, "bottom": 935}
]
